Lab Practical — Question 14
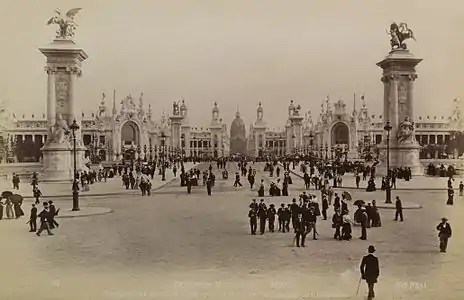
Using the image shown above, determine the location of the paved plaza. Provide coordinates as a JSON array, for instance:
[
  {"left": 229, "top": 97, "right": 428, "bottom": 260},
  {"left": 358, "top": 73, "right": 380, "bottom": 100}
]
[{"left": 1, "top": 162, "right": 464, "bottom": 300}]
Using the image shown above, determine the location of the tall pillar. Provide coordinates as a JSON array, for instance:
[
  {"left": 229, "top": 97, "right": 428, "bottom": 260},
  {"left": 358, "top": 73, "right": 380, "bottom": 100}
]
[
  {"left": 407, "top": 74, "right": 417, "bottom": 121},
  {"left": 389, "top": 74, "right": 399, "bottom": 141},
  {"left": 46, "top": 67, "right": 56, "bottom": 127},
  {"left": 39, "top": 38, "right": 88, "bottom": 181},
  {"left": 377, "top": 47, "right": 423, "bottom": 176}
]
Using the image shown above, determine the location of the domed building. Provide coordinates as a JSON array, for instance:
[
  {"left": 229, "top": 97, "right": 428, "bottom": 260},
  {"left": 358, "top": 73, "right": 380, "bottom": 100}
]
[{"left": 230, "top": 109, "right": 247, "bottom": 155}]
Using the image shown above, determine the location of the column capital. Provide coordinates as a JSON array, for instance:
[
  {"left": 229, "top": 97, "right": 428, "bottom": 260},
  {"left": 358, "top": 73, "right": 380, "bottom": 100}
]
[
  {"left": 66, "top": 66, "right": 82, "bottom": 77},
  {"left": 389, "top": 74, "right": 401, "bottom": 81},
  {"left": 408, "top": 74, "right": 418, "bottom": 81},
  {"left": 44, "top": 66, "right": 57, "bottom": 74}
]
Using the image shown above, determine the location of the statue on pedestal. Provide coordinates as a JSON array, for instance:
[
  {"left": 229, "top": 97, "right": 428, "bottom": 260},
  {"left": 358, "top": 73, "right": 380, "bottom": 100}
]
[
  {"left": 397, "top": 116, "right": 415, "bottom": 144},
  {"left": 47, "top": 8, "right": 82, "bottom": 39},
  {"left": 387, "top": 22, "right": 416, "bottom": 50},
  {"left": 172, "top": 101, "right": 180, "bottom": 115},
  {"left": 288, "top": 100, "right": 295, "bottom": 116},
  {"left": 292, "top": 104, "right": 301, "bottom": 116},
  {"left": 47, "top": 114, "right": 69, "bottom": 145}
]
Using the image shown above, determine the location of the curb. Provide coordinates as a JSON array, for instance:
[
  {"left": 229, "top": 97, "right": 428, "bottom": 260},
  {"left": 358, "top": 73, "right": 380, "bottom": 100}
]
[
  {"left": 372, "top": 204, "right": 422, "bottom": 210},
  {"left": 56, "top": 207, "right": 113, "bottom": 219}
]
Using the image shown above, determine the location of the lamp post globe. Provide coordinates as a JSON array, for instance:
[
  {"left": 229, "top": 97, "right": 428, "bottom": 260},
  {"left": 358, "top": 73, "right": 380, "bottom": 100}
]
[
  {"left": 69, "top": 119, "right": 80, "bottom": 211},
  {"left": 384, "top": 121, "right": 393, "bottom": 204}
]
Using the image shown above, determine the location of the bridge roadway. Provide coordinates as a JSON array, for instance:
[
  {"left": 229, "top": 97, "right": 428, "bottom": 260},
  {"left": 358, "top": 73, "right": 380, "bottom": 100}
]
[{"left": 0, "top": 161, "right": 462, "bottom": 300}]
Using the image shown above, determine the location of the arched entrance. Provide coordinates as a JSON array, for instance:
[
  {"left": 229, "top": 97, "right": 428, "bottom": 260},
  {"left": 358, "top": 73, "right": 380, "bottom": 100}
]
[
  {"left": 331, "top": 122, "right": 350, "bottom": 159},
  {"left": 121, "top": 121, "right": 140, "bottom": 146},
  {"left": 331, "top": 122, "right": 349, "bottom": 145},
  {"left": 121, "top": 121, "right": 140, "bottom": 162}
]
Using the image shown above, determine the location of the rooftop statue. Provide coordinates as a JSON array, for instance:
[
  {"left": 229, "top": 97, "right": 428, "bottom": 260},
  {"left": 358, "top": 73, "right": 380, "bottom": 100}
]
[
  {"left": 387, "top": 22, "right": 416, "bottom": 50},
  {"left": 47, "top": 8, "right": 82, "bottom": 39},
  {"left": 172, "top": 101, "right": 180, "bottom": 115}
]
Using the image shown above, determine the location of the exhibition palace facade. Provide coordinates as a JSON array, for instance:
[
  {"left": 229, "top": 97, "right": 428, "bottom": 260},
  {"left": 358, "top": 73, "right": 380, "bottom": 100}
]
[{"left": 1, "top": 94, "right": 463, "bottom": 163}]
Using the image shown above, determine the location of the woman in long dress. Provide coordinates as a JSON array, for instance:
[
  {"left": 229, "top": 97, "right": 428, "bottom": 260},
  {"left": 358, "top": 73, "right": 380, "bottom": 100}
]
[
  {"left": 5, "top": 199, "right": 14, "bottom": 219},
  {"left": 341, "top": 214, "right": 352, "bottom": 240}
]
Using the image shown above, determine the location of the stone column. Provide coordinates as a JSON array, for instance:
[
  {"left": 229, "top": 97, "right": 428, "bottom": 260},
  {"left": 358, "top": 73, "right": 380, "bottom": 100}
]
[
  {"left": 407, "top": 74, "right": 417, "bottom": 121},
  {"left": 254, "top": 132, "right": 259, "bottom": 156},
  {"left": 46, "top": 66, "right": 56, "bottom": 127},
  {"left": 67, "top": 66, "right": 83, "bottom": 145},
  {"left": 390, "top": 74, "right": 399, "bottom": 139},
  {"left": 381, "top": 76, "right": 389, "bottom": 123}
]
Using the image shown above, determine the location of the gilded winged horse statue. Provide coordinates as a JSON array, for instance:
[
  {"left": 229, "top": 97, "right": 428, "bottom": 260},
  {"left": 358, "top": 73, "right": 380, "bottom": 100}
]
[{"left": 46, "top": 8, "right": 82, "bottom": 39}]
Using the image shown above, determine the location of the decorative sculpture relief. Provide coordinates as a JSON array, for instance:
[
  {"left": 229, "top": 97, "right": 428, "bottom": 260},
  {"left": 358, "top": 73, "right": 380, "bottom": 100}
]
[
  {"left": 398, "top": 77, "right": 408, "bottom": 117},
  {"left": 397, "top": 116, "right": 415, "bottom": 144},
  {"left": 55, "top": 72, "right": 69, "bottom": 110},
  {"left": 47, "top": 114, "right": 69, "bottom": 145}
]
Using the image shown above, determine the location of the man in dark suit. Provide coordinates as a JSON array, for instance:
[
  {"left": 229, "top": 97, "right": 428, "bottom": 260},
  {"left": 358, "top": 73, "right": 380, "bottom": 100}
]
[
  {"left": 437, "top": 217, "right": 452, "bottom": 253},
  {"left": 257, "top": 200, "right": 267, "bottom": 235},
  {"left": 248, "top": 208, "right": 257, "bottom": 235},
  {"left": 290, "top": 198, "right": 300, "bottom": 232},
  {"left": 394, "top": 196, "right": 403, "bottom": 221},
  {"left": 48, "top": 201, "right": 59, "bottom": 229},
  {"left": 360, "top": 245, "right": 380, "bottom": 299},
  {"left": 294, "top": 215, "right": 307, "bottom": 247},
  {"left": 29, "top": 204, "right": 37, "bottom": 232}
]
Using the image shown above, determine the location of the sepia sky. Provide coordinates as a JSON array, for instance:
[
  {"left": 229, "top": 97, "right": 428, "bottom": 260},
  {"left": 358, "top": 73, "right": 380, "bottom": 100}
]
[{"left": 0, "top": 0, "right": 463, "bottom": 128}]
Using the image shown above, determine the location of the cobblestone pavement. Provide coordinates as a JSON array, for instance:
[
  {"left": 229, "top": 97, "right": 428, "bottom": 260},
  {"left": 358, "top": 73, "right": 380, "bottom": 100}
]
[{"left": 1, "top": 162, "right": 464, "bottom": 299}]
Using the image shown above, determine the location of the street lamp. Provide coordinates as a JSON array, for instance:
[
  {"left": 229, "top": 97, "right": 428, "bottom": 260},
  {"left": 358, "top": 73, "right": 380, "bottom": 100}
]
[
  {"left": 69, "top": 119, "right": 80, "bottom": 211},
  {"left": 291, "top": 134, "right": 296, "bottom": 155},
  {"left": 161, "top": 132, "right": 166, "bottom": 181},
  {"left": 384, "top": 121, "right": 393, "bottom": 204},
  {"left": 325, "top": 145, "right": 328, "bottom": 159}
]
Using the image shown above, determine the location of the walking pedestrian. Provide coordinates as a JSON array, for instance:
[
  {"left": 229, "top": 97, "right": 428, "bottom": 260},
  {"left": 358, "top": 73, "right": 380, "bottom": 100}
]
[
  {"left": 360, "top": 245, "right": 380, "bottom": 299},
  {"left": 436, "top": 217, "right": 452, "bottom": 253},
  {"left": 248, "top": 208, "right": 257, "bottom": 235},
  {"left": 47, "top": 201, "right": 59, "bottom": 229},
  {"left": 36, "top": 202, "right": 53, "bottom": 236},
  {"left": 28, "top": 204, "right": 37, "bottom": 232},
  {"left": 267, "top": 204, "right": 276, "bottom": 232},
  {"left": 294, "top": 215, "right": 307, "bottom": 247},
  {"left": 394, "top": 196, "right": 403, "bottom": 221}
]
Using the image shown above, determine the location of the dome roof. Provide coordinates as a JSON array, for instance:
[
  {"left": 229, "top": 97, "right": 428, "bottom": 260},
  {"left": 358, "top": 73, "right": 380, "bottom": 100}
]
[{"left": 230, "top": 111, "right": 246, "bottom": 139}]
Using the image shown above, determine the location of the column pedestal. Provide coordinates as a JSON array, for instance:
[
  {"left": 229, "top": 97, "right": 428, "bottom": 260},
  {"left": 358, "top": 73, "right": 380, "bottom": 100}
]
[{"left": 41, "top": 142, "right": 73, "bottom": 182}]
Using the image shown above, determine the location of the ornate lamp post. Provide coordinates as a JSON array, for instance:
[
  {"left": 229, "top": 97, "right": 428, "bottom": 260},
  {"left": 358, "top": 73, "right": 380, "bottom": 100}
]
[
  {"left": 161, "top": 132, "right": 166, "bottom": 181},
  {"left": 325, "top": 145, "right": 328, "bottom": 160},
  {"left": 69, "top": 119, "right": 80, "bottom": 211},
  {"left": 149, "top": 145, "right": 153, "bottom": 162},
  {"left": 291, "top": 134, "right": 296, "bottom": 155},
  {"left": 143, "top": 144, "right": 147, "bottom": 162},
  {"left": 384, "top": 121, "right": 393, "bottom": 204}
]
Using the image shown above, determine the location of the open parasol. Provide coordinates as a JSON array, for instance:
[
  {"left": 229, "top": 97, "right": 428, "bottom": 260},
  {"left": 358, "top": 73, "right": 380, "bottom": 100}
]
[
  {"left": 10, "top": 194, "right": 23, "bottom": 205},
  {"left": 353, "top": 199, "right": 365, "bottom": 206},
  {"left": 1, "top": 191, "right": 13, "bottom": 199},
  {"left": 342, "top": 191, "right": 352, "bottom": 201}
]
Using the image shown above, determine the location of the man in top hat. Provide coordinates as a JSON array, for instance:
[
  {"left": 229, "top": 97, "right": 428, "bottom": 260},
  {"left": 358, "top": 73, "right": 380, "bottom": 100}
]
[
  {"left": 359, "top": 207, "right": 368, "bottom": 240},
  {"left": 267, "top": 204, "right": 277, "bottom": 232},
  {"left": 257, "top": 199, "right": 267, "bottom": 235},
  {"left": 437, "top": 217, "right": 452, "bottom": 253},
  {"left": 360, "top": 245, "right": 380, "bottom": 299},
  {"left": 48, "top": 200, "right": 59, "bottom": 229}
]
